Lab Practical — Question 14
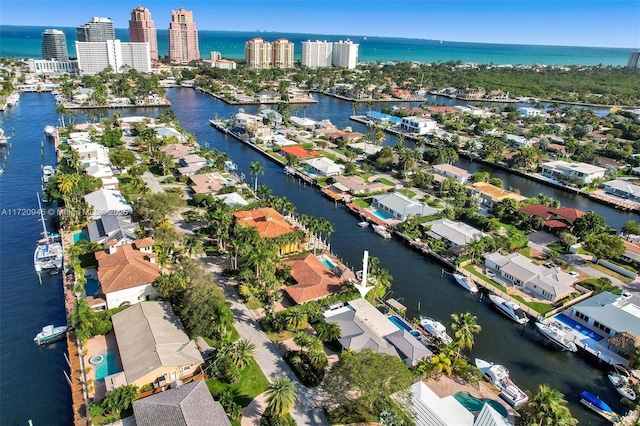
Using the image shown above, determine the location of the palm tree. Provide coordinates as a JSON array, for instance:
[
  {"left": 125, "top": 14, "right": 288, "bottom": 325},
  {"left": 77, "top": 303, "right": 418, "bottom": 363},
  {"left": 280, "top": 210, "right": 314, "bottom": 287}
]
[
  {"left": 450, "top": 312, "right": 481, "bottom": 351},
  {"left": 250, "top": 161, "right": 264, "bottom": 192},
  {"left": 232, "top": 339, "right": 256, "bottom": 370},
  {"left": 316, "top": 322, "right": 341, "bottom": 342},
  {"left": 265, "top": 376, "right": 297, "bottom": 417}
]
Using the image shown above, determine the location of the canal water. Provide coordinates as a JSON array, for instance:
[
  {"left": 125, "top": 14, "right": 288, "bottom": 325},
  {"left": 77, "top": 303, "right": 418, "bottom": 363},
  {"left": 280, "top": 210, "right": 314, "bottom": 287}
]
[{"left": 166, "top": 88, "right": 626, "bottom": 425}]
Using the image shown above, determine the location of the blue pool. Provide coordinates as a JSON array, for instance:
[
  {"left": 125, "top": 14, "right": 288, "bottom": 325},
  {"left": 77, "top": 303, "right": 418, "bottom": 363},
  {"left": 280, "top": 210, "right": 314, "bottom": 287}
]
[
  {"left": 94, "top": 350, "right": 121, "bottom": 382},
  {"left": 554, "top": 313, "right": 604, "bottom": 342},
  {"left": 73, "top": 231, "right": 88, "bottom": 243},
  {"left": 454, "top": 392, "right": 508, "bottom": 417},
  {"left": 85, "top": 278, "right": 99, "bottom": 297},
  {"left": 373, "top": 209, "right": 393, "bottom": 220}
]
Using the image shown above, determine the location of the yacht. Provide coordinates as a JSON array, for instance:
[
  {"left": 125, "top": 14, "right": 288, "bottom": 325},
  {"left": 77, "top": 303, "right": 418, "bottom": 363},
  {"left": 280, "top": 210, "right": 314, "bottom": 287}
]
[
  {"left": 372, "top": 224, "right": 392, "bottom": 239},
  {"left": 488, "top": 294, "right": 529, "bottom": 325},
  {"left": 534, "top": 320, "right": 577, "bottom": 352},
  {"left": 475, "top": 358, "right": 529, "bottom": 407},
  {"left": 419, "top": 316, "right": 453, "bottom": 343},
  {"left": 34, "top": 194, "right": 62, "bottom": 274},
  {"left": 452, "top": 273, "right": 478, "bottom": 293}
]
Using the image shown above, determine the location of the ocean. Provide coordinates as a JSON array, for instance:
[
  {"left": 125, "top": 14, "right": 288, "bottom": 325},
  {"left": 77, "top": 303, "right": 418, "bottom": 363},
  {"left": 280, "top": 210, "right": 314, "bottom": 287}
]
[{"left": 0, "top": 25, "right": 634, "bottom": 66}]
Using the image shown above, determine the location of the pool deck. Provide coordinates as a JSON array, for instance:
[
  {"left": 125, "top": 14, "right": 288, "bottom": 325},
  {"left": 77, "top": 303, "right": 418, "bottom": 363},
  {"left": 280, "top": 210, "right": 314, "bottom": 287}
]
[{"left": 424, "top": 375, "right": 516, "bottom": 423}]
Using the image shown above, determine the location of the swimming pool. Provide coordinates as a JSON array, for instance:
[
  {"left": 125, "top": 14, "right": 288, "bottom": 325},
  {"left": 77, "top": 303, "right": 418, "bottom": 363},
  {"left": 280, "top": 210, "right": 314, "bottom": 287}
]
[
  {"left": 85, "top": 278, "right": 99, "bottom": 297},
  {"left": 373, "top": 209, "right": 393, "bottom": 220},
  {"left": 94, "top": 350, "right": 121, "bottom": 382},
  {"left": 454, "top": 392, "right": 509, "bottom": 417},
  {"left": 554, "top": 313, "right": 604, "bottom": 342}
]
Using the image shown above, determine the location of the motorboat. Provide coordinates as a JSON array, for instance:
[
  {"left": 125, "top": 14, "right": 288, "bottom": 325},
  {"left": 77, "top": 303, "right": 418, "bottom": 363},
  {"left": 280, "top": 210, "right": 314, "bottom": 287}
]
[
  {"left": 579, "top": 391, "right": 617, "bottom": 420},
  {"left": 34, "top": 324, "right": 69, "bottom": 345},
  {"left": 608, "top": 366, "right": 636, "bottom": 401},
  {"left": 373, "top": 224, "right": 392, "bottom": 239},
  {"left": 44, "top": 125, "right": 56, "bottom": 139},
  {"left": 488, "top": 294, "right": 529, "bottom": 325},
  {"left": 419, "top": 316, "right": 453, "bottom": 343},
  {"left": 357, "top": 221, "right": 370, "bottom": 228},
  {"left": 475, "top": 358, "right": 529, "bottom": 407},
  {"left": 34, "top": 193, "right": 62, "bottom": 274},
  {"left": 534, "top": 320, "right": 578, "bottom": 352},
  {"left": 42, "top": 165, "right": 55, "bottom": 183},
  {"left": 452, "top": 273, "right": 478, "bottom": 293}
]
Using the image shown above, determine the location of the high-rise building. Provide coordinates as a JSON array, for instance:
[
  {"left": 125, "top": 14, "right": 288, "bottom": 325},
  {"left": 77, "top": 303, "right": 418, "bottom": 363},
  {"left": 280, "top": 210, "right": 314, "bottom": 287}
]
[
  {"left": 168, "top": 8, "right": 200, "bottom": 63},
  {"left": 76, "top": 40, "right": 151, "bottom": 75},
  {"left": 272, "top": 38, "right": 294, "bottom": 68},
  {"left": 41, "top": 29, "right": 68, "bottom": 61},
  {"left": 129, "top": 6, "right": 158, "bottom": 61},
  {"left": 301, "top": 40, "right": 333, "bottom": 68},
  {"left": 628, "top": 51, "right": 640, "bottom": 68},
  {"left": 332, "top": 40, "right": 359, "bottom": 69},
  {"left": 76, "top": 17, "right": 115, "bottom": 42},
  {"left": 245, "top": 38, "right": 272, "bottom": 69}
]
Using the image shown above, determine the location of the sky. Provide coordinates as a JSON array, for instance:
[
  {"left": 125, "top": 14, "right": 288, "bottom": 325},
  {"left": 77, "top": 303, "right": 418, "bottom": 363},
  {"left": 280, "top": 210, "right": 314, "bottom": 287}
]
[{"left": 1, "top": 0, "right": 639, "bottom": 48}]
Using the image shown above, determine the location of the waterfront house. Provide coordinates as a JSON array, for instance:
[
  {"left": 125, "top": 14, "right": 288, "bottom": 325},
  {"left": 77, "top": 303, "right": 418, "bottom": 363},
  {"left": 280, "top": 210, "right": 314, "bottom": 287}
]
[
  {"left": 133, "top": 380, "right": 230, "bottom": 426},
  {"left": 111, "top": 301, "right": 204, "bottom": 390},
  {"left": 84, "top": 189, "right": 133, "bottom": 219},
  {"left": 469, "top": 182, "right": 528, "bottom": 209},
  {"left": 233, "top": 207, "right": 300, "bottom": 255},
  {"left": 160, "top": 143, "right": 192, "bottom": 160},
  {"left": 399, "top": 116, "right": 437, "bottom": 135},
  {"left": 323, "top": 298, "right": 431, "bottom": 367},
  {"left": 518, "top": 204, "right": 585, "bottom": 233},
  {"left": 95, "top": 239, "right": 160, "bottom": 309},
  {"left": 424, "top": 218, "right": 486, "bottom": 250},
  {"left": 432, "top": 163, "right": 472, "bottom": 184},
  {"left": 485, "top": 252, "right": 576, "bottom": 303},
  {"left": 85, "top": 164, "right": 118, "bottom": 189},
  {"left": 177, "top": 154, "right": 207, "bottom": 176},
  {"left": 603, "top": 179, "right": 640, "bottom": 202},
  {"left": 371, "top": 192, "right": 439, "bottom": 221},
  {"left": 69, "top": 142, "right": 110, "bottom": 169},
  {"left": 283, "top": 253, "right": 343, "bottom": 304},
  {"left": 303, "top": 157, "right": 345, "bottom": 177},
  {"left": 540, "top": 160, "right": 606, "bottom": 185},
  {"left": 87, "top": 214, "right": 139, "bottom": 246}
]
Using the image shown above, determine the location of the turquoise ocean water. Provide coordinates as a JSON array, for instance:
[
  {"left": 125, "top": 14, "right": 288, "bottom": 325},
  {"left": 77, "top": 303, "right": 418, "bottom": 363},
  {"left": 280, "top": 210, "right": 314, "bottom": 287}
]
[{"left": 0, "top": 25, "right": 633, "bottom": 66}]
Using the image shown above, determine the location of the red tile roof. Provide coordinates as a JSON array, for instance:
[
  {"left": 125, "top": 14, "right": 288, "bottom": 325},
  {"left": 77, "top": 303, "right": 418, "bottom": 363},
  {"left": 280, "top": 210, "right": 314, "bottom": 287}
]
[
  {"left": 95, "top": 244, "right": 160, "bottom": 294},
  {"left": 280, "top": 145, "right": 321, "bottom": 159},
  {"left": 233, "top": 207, "right": 296, "bottom": 238},
  {"left": 283, "top": 254, "right": 343, "bottom": 304}
]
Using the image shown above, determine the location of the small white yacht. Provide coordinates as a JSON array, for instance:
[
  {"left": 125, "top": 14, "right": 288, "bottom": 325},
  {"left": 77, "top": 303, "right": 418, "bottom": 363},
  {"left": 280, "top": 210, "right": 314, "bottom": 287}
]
[
  {"left": 488, "top": 294, "right": 529, "bottom": 325},
  {"left": 452, "top": 273, "right": 478, "bottom": 293},
  {"left": 534, "top": 320, "right": 577, "bottom": 352},
  {"left": 475, "top": 358, "right": 529, "bottom": 407},
  {"left": 419, "top": 316, "right": 453, "bottom": 343}
]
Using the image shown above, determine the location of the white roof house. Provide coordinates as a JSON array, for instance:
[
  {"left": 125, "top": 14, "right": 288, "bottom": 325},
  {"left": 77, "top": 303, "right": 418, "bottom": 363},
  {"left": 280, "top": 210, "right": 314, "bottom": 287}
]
[
  {"left": 372, "top": 192, "right": 439, "bottom": 221},
  {"left": 432, "top": 164, "right": 472, "bottom": 184},
  {"left": 540, "top": 160, "right": 606, "bottom": 184},
  {"left": 425, "top": 218, "right": 486, "bottom": 248},
  {"left": 485, "top": 252, "right": 576, "bottom": 303},
  {"left": 84, "top": 189, "right": 133, "bottom": 219},
  {"left": 303, "top": 157, "right": 345, "bottom": 177},
  {"left": 603, "top": 179, "right": 640, "bottom": 202}
]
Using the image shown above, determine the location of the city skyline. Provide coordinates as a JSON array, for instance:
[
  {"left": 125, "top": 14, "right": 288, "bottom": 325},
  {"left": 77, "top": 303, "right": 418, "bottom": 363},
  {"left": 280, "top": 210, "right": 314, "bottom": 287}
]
[{"left": 1, "top": 0, "right": 639, "bottom": 49}]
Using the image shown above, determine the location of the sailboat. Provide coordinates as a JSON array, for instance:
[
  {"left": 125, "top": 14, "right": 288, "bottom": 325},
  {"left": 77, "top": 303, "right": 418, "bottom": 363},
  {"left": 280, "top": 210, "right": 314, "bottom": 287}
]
[{"left": 33, "top": 193, "right": 62, "bottom": 274}]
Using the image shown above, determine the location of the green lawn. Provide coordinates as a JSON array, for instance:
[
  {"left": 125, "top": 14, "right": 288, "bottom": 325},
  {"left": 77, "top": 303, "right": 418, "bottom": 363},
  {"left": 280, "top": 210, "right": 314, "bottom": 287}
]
[{"left": 206, "top": 359, "right": 269, "bottom": 408}]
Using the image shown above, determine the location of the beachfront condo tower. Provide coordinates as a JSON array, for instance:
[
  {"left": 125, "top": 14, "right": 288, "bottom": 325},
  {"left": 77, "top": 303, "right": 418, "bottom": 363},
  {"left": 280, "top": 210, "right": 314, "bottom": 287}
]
[
  {"left": 245, "top": 38, "right": 272, "bottom": 69},
  {"left": 129, "top": 6, "right": 158, "bottom": 61},
  {"left": 76, "top": 17, "right": 115, "bottom": 42},
  {"left": 272, "top": 38, "right": 295, "bottom": 68},
  {"left": 41, "top": 29, "right": 68, "bottom": 61},
  {"left": 332, "top": 40, "right": 359, "bottom": 69},
  {"left": 168, "top": 7, "right": 200, "bottom": 63},
  {"left": 301, "top": 40, "right": 333, "bottom": 68}
]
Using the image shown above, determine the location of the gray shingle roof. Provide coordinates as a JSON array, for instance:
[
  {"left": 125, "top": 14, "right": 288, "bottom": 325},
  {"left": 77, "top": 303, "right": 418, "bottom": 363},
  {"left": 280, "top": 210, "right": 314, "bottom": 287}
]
[
  {"left": 112, "top": 302, "right": 204, "bottom": 384},
  {"left": 133, "top": 380, "right": 230, "bottom": 426}
]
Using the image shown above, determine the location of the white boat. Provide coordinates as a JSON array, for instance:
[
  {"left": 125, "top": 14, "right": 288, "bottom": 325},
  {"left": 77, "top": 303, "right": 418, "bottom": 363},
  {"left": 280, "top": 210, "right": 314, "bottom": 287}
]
[
  {"left": 34, "top": 193, "right": 62, "bottom": 273},
  {"left": 357, "top": 221, "right": 370, "bottom": 228},
  {"left": 419, "top": 316, "right": 453, "bottom": 343},
  {"left": 488, "top": 294, "right": 529, "bottom": 325},
  {"left": 608, "top": 367, "right": 636, "bottom": 401},
  {"left": 34, "top": 324, "right": 69, "bottom": 345},
  {"left": 453, "top": 273, "right": 478, "bottom": 293},
  {"left": 373, "top": 224, "right": 392, "bottom": 239},
  {"left": 44, "top": 125, "right": 56, "bottom": 139},
  {"left": 534, "top": 320, "right": 577, "bottom": 352},
  {"left": 42, "top": 165, "right": 55, "bottom": 183},
  {"left": 476, "top": 358, "right": 529, "bottom": 407}
]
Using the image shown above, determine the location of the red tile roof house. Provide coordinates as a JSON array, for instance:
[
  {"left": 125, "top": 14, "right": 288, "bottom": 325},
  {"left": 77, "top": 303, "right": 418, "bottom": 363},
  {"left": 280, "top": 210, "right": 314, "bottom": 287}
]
[
  {"left": 283, "top": 254, "right": 343, "bottom": 304},
  {"left": 518, "top": 204, "right": 586, "bottom": 233},
  {"left": 233, "top": 207, "right": 301, "bottom": 255},
  {"left": 94, "top": 238, "right": 161, "bottom": 309}
]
